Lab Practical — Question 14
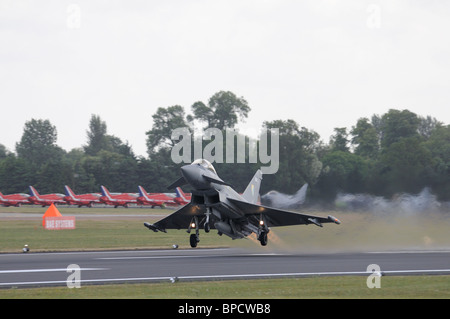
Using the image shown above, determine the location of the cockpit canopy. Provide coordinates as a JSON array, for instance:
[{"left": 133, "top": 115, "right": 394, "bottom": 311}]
[{"left": 191, "top": 158, "right": 217, "bottom": 175}]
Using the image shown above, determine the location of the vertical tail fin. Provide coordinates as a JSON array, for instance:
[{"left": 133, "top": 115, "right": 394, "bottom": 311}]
[
  {"left": 138, "top": 186, "right": 150, "bottom": 200},
  {"left": 175, "top": 187, "right": 188, "bottom": 202},
  {"left": 64, "top": 185, "right": 77, "bottom": 199},
  {"left": 29, "top": 186, "right": 41, "bottom": 199},
  {"left": 242, "top": 169, "right": 263, "bottom": 204},
  {"left": 100, "top": 186, "right": 113, "bottom": 200}
]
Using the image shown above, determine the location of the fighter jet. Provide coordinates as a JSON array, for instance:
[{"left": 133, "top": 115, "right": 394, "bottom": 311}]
[{"left": 144, "top": 159, "right": 340, "bottom": 247}]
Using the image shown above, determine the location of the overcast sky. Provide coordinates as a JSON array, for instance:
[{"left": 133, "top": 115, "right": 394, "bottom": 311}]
[{"left": 1, "top": 0, "right": 449, "bottom": 157}]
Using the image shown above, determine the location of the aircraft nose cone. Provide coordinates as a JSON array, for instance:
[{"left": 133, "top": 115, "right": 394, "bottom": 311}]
[
  {"left": 180, "top": 164, "right": 198, "bottom": 183},
  {"left": 180, "top": 164, "right": 195, "bottom": 178},
  {"left": 181, "top": 165, "right": 207, "bottom": 189}
]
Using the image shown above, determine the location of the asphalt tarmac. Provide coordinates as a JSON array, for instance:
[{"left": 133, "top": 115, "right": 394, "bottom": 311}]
[{"left": 1, "top": 248, "right": 449, "bottom": 288}]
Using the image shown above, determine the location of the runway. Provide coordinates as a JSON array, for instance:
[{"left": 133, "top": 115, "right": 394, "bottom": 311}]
[{"left": 1, "top": 248, "right": 450, "bottom": 288}]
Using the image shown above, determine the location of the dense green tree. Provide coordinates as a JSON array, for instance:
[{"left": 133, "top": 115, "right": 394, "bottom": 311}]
[
  {"left": 191, "top": 91, "right": 251, "bottom": 129},
  {"left": 136, "top": 149, "right": 184, "bottom": 192},
  {"left": 315, "top": 151, "right": 369, "bottom": 200},
  {"left": 81, "top": 150, "right": 138, "bottom": 192},
  {"left": 1, "top": 98, "right": 449, "bottom": 204},
  {"left": 376, "top": 136, "right": 433, "bottom": 195},
  {"left": 65, "top": 148, "right": 97, "bottom": 193},
  {"left": 351, "top": 118, "right": 380, "bottom": 158},
  {"left": 35, "top": 159, "right": 72, "bottom": 194},
  {"left": 262, "top": 119, "right": 322, "bottom": 194},
  {"left": 109, "top": 136, "right": 135, "bottom": 157},
  {"left": 380, "top": 109, "right": 420, "bottom": 149},
  {"left": 84, "top": 115, "right": 110, "bottom": 156},
  {"left": 190, "top": 101, "right": 214, "bottom": 127},
  {"left": 329, "top": 127, "right": 350, "bottom": 152},
  {"left": 418, "top": 115, "right": 443, "bottom": 139},
  {"left": 146, "top": 105, "right": 190, "bottom": 157},
  {"left": 0, "top": 144, "right": 10, "bottom": 159},
  {"left": 423, "top": 125, "right": 450, "bottom": 200},
  {"left": 15, "top": 119, "right": 61, "bottom": 167},
  {"left": 13, "top": 118, "right": 71, "bottom": 193},
  {"left": 84, "top": 114, "right": 135, "bottom": 158},
  {"left": 0, "top": 154, "right": 33, "bottom": 193}
]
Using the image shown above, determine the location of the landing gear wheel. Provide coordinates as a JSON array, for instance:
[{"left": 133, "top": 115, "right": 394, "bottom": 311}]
[
  {"left": 204, "top": 223, "right": 210, "bottom": 233},
  {"left": 190, "top": 233, "right": 199, "bottom": 248},
  {"left": 258, "top": 232, "right": 268, "bottom": 246}
]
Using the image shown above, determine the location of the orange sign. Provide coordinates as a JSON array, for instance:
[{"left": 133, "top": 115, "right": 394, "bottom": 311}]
[
  {"left": 44, "top": 216, "right": 76, "bottom": 230},
  {"left": 42, "top": 203, "right": 75, "bottom": 229}
]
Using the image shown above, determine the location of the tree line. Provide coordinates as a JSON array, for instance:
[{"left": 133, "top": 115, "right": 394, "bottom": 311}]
[{"left": 1, "top": 90, "right": 449, "bottom": 202}]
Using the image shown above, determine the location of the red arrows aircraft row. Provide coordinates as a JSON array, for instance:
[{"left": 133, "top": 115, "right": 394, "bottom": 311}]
[{"left": 0, "top": 186, "right": 191, "bottom": 208}]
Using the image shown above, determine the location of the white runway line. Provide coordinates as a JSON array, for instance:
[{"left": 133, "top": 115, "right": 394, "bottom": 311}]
[
  {"left": 2, "top": 269, "right": 450, "bottom": 287},
  {"left": 367, "top": 250, "right": 450, "bottom": 254},
  {"left": 0, "top": 268, "right": 108, "bottom": 274}
]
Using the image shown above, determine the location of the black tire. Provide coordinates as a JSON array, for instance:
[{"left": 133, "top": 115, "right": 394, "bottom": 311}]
[
  {"left": 258, "top": 232, "right": 268, "bottom": 246},
  {"left": 204, "top": 223, "right": 210, "bottom": 233},
  {"left": 189, "top": 234, "right": 199, "bottom": 248}
]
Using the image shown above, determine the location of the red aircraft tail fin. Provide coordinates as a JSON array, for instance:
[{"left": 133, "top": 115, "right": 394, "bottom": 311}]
[
  {"left": 100, "top": 186, "right": 113, "bottom": 200},
  {"left": 175, "top": 187, "right": 189, "bottom": 202},
  {"left": 29, "top": 186, "right": 42, "bottom": 200},
  {"left": 138, "top": 186, "right": 150, "bottom": 200},
  {"left": 64, "top": 185, "right": 77, "bottom": 199}
]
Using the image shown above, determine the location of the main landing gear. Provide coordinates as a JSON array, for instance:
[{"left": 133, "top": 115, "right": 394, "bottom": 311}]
[
  {"left": 258, "top": 231, "right": 268, "bottom": 246},
  {"left": 257, "top": 215, "right": 269, "bottom": 246}
]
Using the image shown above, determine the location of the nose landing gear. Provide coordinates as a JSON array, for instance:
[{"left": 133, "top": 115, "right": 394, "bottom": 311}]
[
  {"left": 189, "top": 233, "right": 199, "bottom": 248},
  {"left": 187, "top": 216, "right": 200, "bottom": 248},
  {"left": 188, "top": 209, "right": 213, "bottom": 247}
]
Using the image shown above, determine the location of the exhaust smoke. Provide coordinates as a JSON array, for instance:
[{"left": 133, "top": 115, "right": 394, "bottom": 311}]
[
  {"left": 261, "top": 184, "right": 308, "bottom": 209},
  {"left": 239, "top": 187, "right": 450, "bottom": 253},
  {"left": 334, "top": 187, "right": 445, "bottom": 215}
]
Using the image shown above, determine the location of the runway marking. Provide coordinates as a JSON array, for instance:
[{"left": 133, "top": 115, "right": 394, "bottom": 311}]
[
  {"left": 95, "top": 252, "right": 284, "bottom": 260},
  {"left": 0, "top": 268, "right": 108, "bottom": 274},
  {"left": 367, "top": 250, "right": 450, "bottom": 254},
  {"left": 97, "top": 255, "right": 212, "bottom": 260},
  {"left": 0, "top": 248, "right": 232, "bottom": 257},
  {"left": 2, "top": 269, "right": 450, "bottom": 287}
]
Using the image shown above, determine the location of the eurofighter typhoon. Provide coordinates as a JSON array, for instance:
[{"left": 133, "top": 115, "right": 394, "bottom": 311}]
[{"left": 145, "top": 159, "right": 340, "bottom": 247}]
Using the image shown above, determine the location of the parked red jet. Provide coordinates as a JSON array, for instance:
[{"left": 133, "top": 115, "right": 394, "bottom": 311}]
[
  {"left": 28, "top": 186, "right": 66, "bottom": 207},
  {"left": 63, "top": 185, "right": 101, "bottom": 207},
  {"left": 0, "top": 191, "right": 30, "bottom": 207},
  {"left": 137, "top": 186, "right": 177, "bottom": 208},
  {"left": 99, "top": 185, "right": 138, "bottom": 208},
  {"left": 174, "top": 187, "right": 191, "bottom": 206}
]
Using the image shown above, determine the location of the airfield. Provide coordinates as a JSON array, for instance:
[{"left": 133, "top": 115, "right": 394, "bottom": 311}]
[
  {"left": 2, "top": 247, "right": 450, "bottom": 287},
  {"left": 1, "top": 205, "right": 449, "bottom": 298}
]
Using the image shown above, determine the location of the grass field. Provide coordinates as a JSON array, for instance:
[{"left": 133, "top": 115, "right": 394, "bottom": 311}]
[
  {"left": 0, "top": 206, "right": 229, "bottom": 252},
  {"left": 1, "top": 276, "right": 449, "bottom": 299},
  {"left": 2, "top": 205, "right": 449, "bottom": 253},
  {"left": 1, "top": 205, "right": 449, "bottom": 298}
]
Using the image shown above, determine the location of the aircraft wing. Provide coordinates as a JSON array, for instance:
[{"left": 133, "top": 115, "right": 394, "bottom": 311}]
[
  {"left": 228, "top": 198, "right": 340, "bottom": 227},
  {"left": 145, "top": 204, "right": 206, "bottom": 232}
]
